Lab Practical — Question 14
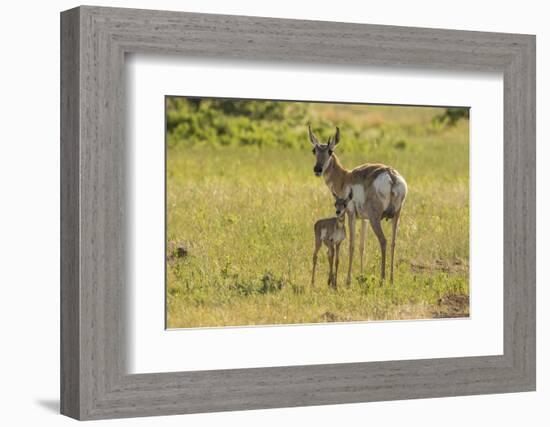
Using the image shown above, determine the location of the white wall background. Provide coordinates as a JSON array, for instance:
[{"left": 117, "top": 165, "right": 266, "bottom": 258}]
[{"left": 0, "top": 0, "right": 546, "bottom": 425}]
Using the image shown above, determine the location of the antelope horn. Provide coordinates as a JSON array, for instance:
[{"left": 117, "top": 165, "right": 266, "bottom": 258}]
[{"left": 308, "top": 124, "right": 319, "bottom": 147}]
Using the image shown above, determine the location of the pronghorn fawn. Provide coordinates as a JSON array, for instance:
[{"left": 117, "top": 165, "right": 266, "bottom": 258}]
[
  {"left": 311, "top": 190, "right": 353, "bottom": 289},
  {"left": 309, "top": 125, "right": 408, "bottom": 285}
]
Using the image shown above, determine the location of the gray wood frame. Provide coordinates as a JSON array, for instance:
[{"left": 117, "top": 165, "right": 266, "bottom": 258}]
[{"left": 60, "top": 5, "right": 536, "bottom": 421}]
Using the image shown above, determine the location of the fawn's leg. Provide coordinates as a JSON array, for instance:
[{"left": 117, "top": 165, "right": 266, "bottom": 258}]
[
  {"left": 390, "top": 211, "right": 401, "bottom": 285},
  {"left": 368, "top": 209, "right": 387, "bottom": 283},
  {"left": 334, "top": 242, "right": 342, "bottom": 289},
  {"left": 311, "top": 237, "right": 322, "bottom": 288},
  {"left": 327, "top": 245, "right": 335, "bottom": 288},
  {"left": 346, "top": 213, "right": 356, "bottom": 286},
  {"left": 359, "top": 219, "right": 368, "bottom": 274}
]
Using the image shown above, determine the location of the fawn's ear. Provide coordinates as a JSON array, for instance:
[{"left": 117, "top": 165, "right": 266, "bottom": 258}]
[
  {"left": 331, "top": 190, "right": 338, "bottom": 199},
  {"left": 308, "top": 124, "right": 319, "bottom": 147},
  {"left": 347, "top": 188, "right": 353, "bottom": 201}
]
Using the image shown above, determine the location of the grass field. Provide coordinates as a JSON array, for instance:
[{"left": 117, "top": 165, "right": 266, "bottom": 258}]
[{"left": 166, "top": 102, "right": 469, "bottom": 328}]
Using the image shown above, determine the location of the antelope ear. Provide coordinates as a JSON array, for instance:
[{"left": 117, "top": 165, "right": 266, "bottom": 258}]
[
  {"left": 328, "top": 126, "right": 340, "bottom": 150},
  {"left": 348, "top": 188, "right": 353, "bottom": 201},
  {"left": 331, "top": 190, "right": 338, "bottom": 199},
  {"left": 308, "top": 124, "right": 319, "bottom": 147}
]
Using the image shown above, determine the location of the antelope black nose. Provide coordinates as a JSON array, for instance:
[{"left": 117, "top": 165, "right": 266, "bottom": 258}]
[
  {"left": 336, "top": 210, "right": 341, "bottom": 215},
  {"left": 313, "top": 166, "right": 322, "bottom": 173}
]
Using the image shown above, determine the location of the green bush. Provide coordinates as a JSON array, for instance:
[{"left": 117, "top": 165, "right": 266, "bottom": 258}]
[
  {"left": 433, "top": 107, "right": 470, "bottom": 127},
  {"left": 166, "top": 97, "right": 466, "bottom": 154},
  {"left": 166, "top": 97, "right": 309, "bottom": 149}
]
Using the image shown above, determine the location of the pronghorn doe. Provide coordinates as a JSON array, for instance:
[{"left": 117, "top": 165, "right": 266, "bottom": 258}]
[
  {"left": 311, "top": 190, "right": 353, "bottom": 289},
  {"left": 309, "top": 125, "right": 408, "bottom": 285}
]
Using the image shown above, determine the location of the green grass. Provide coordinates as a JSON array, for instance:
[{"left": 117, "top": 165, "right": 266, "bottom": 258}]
[{"left": 166, "top": 104, "right": 469, "bottom": 328}]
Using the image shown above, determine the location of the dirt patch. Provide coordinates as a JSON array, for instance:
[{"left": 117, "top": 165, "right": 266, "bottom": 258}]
[
  {"left": 410, "top": 258, "right": 468, "bottom": 275},
  {"left": 432, "top": 293, "right": 470, "bottom": 318},
  {"left": 167, "top": 240, "right": 190, "bottom": 262},
  {"left": 321, "top": 311, "right": 339, "bottom": 322}
]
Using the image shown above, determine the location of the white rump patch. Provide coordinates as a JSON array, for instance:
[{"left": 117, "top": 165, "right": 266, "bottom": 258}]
[
  {"left": 373, "top": 173, "right": 392, "bottom": 211},
  {"left": 390, "top": 172, "right": 408, "bottom": 211},
  {"left": 350, "top": 184, "right": 365, "bottom": 209}
]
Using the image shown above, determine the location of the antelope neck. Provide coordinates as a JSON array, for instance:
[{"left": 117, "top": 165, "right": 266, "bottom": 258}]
[{"left": 323, "top": 154, "right": 349, "bottom": 197}]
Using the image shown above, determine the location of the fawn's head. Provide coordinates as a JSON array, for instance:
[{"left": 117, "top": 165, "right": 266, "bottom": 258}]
[
  {"left": 333, "top": 188, "right": 353, "bottom": 217},
  {"left": 308, "top": 125, "right": 340, "bottom": 177}
]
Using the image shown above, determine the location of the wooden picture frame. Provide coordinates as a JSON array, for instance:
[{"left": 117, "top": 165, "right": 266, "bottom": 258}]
[{"left": 60, "top": 5, "right": 536, "bottom": 420}]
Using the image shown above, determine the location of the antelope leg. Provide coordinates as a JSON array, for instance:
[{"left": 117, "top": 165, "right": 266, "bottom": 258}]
[
  {"left": 334, "top": 242, "right": 342, "bottom": 289},
  {"left": 311, "top": 237, "right": 322, "bottom": 288},
  {"left": 327, "top": 246, "right": 335, "bottom": 288},
  {"left": 368, "top": 211, "right": 387, "bottom": 283},
  {"left": 359, "top": 219, "right": 368, "bottom": 274},
  {"left": 346, "top": 213, "right": 356, "bottom": 286},
  {"left": 390, "top": 211, "right": 401, "bottom": 285}
]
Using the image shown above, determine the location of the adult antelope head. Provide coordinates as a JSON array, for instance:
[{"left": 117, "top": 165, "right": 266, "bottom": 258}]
[{"left": 309, "top": 125, "right": 340, "bottom": 177}]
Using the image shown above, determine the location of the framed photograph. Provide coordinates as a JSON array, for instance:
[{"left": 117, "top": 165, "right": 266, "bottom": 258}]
[{"left": 61, "top": 5, "right": 536, "bottom": 420}]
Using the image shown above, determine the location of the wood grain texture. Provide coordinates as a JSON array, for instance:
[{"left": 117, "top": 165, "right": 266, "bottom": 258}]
[
  {"left": 60, "top": 7, "right": 80, "bottom": 419},
  {"left": 60, "top": 5, "right": 536, "bottom": 420}
]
